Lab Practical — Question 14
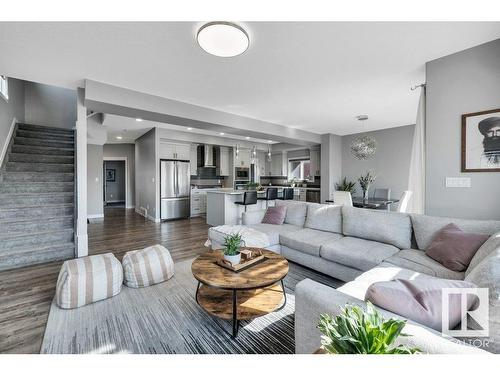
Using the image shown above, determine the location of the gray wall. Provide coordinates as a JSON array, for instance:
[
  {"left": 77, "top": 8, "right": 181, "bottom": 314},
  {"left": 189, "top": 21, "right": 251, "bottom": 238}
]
[
  {"left": 104, "top": 161, "right": 125, "bottom": 202},
  {"left": 24, "top": 81, "right": 76, "bottom": 129},
  {"left": 341, "top": 125, "right": 415, "bottom": 204},
  {"left": 426, "top": 38, "right": 500, "bottom": 220},
  {"left": 135, "top": 129, "right": 158, "bottom": 220},
  {"left": 87, "top": 144, "right": 104, "bottom": 217},
  {"left": 103, "top": 143, "right": 135, "bottom": 207},
  {"left": 0, "top": 78, "right": 25, "bottom": 166}
]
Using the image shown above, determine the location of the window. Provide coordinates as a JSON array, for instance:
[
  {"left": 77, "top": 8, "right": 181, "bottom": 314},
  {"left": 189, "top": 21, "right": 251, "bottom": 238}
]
[
  {"left": 0, "top": 76, "right": 8, "bottom": 101},
  {"left": 288, "top": 159, "right": 311, "bottom": 181}
]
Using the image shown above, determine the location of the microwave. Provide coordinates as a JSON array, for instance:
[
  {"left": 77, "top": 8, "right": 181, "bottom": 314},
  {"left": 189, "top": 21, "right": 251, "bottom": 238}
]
[{"left": 235, "top": 167, "right": 250, "bottom": 180}]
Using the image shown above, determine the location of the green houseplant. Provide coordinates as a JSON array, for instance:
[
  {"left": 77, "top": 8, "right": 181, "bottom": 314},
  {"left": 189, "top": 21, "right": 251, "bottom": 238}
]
[
  {"left": 358, "top": 170, "right": 376, "bottom": 201},
  {"left": 335, "top": 177, "right": 357, "bottom": 195},
  {"left": 317, "top": 302, "right": 420, "bottom": 354},
  {"left": 222, "top": 232, "right": 243, "bottom": 265}
]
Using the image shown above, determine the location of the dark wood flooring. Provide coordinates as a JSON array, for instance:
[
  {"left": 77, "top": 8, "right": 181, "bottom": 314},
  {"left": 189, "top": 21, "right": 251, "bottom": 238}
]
[{"left": 0, "top": 208, "right": 210, "bottom": 354}]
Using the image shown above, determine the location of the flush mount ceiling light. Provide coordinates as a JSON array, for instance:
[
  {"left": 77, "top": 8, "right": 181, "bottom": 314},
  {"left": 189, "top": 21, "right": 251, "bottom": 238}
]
[
  {"left": 135, "top": 118, "right": 143, "bottom": 122},
  {"left": 197, "top": 22, "right": 249, "bottom": 57},
  {"left": 116, "top": 136, "right": 123, "bottom": 140}
]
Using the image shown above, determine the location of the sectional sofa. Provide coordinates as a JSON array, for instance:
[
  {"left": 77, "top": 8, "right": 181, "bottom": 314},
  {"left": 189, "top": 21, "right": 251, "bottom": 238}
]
[{"left": 207, "top": 200, "right": 500, "bottom": 354}]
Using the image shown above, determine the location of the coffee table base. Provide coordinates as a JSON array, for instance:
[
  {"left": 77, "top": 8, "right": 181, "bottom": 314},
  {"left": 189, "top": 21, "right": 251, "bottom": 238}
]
[{"left": 195, "top": 280, "right": 287, "bottom": 338}]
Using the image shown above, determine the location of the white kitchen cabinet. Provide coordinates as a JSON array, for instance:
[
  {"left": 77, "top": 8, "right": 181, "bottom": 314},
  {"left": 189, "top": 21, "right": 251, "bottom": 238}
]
[
  {"left": 218, "top": 147, "right": 230, "bottom": 176},
  {"left": 310, "top": 148, "right": 321, "bottom": 177},
  {"left": 270, "top": 153, "right": 283, "bottom": 176},
  {"left": 235, "top": 149, "right": 251, "bottom": 168},
  {"left": 190, "top": 144, "right": 198, "bottom": 176},
  {"left": 256, "top": 151, "right": 267, "bottom": 178},
  {"left": 190, "top": 190, "right": 207, "bottom": 217},
  {"left": 159, "top": 141, "right": 191, "bottom": 160}
]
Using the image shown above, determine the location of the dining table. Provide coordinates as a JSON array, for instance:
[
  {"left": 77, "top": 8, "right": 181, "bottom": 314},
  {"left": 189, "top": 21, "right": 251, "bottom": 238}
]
[{"left": 325, "top": 197, "right": 399, "bottom": 209}]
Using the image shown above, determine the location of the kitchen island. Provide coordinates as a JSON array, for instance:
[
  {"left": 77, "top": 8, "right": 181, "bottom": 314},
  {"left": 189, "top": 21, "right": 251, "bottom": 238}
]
[{"left": 206, "top": 189, "right": 267, "bottom": 226}]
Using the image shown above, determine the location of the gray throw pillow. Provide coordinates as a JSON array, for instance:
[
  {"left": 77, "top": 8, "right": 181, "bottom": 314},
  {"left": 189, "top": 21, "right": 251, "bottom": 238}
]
[
  {"left": 426, "top": 223, "right": 489, "bottom": 272},
  {"left": 365, "top": 278, "right": 477, "bottom": 332}
]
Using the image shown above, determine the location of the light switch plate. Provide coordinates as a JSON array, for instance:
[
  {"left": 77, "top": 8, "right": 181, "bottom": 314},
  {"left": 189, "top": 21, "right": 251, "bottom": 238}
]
[{"left": 445, "top": 177, "right": 471, "bottom": 188}]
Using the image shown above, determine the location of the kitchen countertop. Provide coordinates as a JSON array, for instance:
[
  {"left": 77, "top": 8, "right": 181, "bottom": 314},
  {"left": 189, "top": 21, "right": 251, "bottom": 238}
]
[{"left": 264, "top": 185, "right": 320, "bottom": 191}]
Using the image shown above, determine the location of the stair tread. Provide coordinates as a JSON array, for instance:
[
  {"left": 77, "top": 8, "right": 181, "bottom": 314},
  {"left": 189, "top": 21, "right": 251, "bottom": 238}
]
[
  {"left": 17, "top": 129, "right": 74, "bottom": 137},
  {"left": 0, "top": 242, "right": 75, "bottom": 253},
  {"left": 0, "top": 228, "right": 74, "bottom": 240},
  {"left": 0, "top": 215, "right": 73, "bottom": 224},
  {"left": 0, "top": 192, "right": 74, "bottom": 197},
  {"left": 0, "top": 203, "right": 74, "bottom": 211},
  {"left": 12, "top": 144, "right": 75, "bottom": 152},
  {"left": 3, "top": 171, "right": 75, "bottom": 175},
  {"left": 17, "top": 123, "right": 75, "bottom": 133}
]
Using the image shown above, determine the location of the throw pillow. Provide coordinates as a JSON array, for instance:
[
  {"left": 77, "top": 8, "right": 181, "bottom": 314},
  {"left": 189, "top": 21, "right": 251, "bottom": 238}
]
[
  {"left": 261, "top": 205, "right": 287, "bottom": 225},
  {"left": 425, "top": 223, "right": 489, "bottom": 272},
  {"left": 365, "top": 278, "right": 477, "bottom": 332}
]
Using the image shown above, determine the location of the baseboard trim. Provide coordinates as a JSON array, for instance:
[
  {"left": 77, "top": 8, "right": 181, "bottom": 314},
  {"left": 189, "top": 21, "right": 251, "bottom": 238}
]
[
  {"left": 87, "top": 214, "right": 104, "bottom": 219},
  {"left": 126, "top": 205, "right": 135, "bottom": 209}
]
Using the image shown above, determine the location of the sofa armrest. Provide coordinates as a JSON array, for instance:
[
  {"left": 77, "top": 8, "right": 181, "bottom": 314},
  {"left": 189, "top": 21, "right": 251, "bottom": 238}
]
[
  {"left": 242, "top": 209, "right": 266, "bottom": 225},
  {"left": 295, "top": 279, "right": 487, "bottom": 354}
]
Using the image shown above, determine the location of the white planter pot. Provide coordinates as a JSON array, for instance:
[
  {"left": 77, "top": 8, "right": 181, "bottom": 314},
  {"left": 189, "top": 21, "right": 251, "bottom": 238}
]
[{"left": 223, "top": 253, "right": 241, "bottom": 265}]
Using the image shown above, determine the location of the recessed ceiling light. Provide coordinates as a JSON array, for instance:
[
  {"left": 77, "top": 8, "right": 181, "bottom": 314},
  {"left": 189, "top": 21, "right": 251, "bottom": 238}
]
[
  {"left": 187, "top": 127, "right": 193, "bottom": 130},
  {"left": 245, "top": 136, "right": 250, "bottom": 140},
  {"left": 267, "top": 140, "right": 272, "bottom": 143},
  {"left": 136, "top": 118, "right": 143, "bottom": 122},
  {"left": 116, "top": 136, "right": 123, "bottom": 140},
  {"left": 197, "top": 22, "right": 249, "bottom": 57},
  {"left": 219, "top": 132, "right": 225, "bottom": 136}
]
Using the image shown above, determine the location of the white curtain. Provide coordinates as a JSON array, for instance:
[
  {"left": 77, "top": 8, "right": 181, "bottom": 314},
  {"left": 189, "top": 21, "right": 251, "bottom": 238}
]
[{"left": 407, "top": 87, "right": 426, "bottom": 214}]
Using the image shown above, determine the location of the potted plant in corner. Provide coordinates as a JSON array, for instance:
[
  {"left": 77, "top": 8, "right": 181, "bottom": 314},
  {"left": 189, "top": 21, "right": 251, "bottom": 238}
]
[
  {"left": 317, "top": 302, "right": 420, "bottom": 354},
  {"left": 358, "top": 170, "right": 376, "bottom": 201},
  {"left": 335, "top": 177, "right": 357, "bottom": 195},
  {"left": 222, "top": 232, "right": 243, "bottom": 265}
]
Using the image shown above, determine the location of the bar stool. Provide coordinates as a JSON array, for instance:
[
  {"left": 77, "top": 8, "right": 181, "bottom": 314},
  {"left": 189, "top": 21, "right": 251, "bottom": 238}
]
[
  {"left": 234, "top": 191, "right": 258, "bottom": 212},
  {"left": 257, "top": 187, "right": 278, "bottom": 208},
  {"left": 277, "top": 187, "right": 294, "bottom": 200}
]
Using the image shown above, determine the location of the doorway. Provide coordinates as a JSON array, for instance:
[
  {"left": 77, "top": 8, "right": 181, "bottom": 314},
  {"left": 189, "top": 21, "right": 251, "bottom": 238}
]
[{"left": 103, "top": 160, "right": 126, "bottom": 208}]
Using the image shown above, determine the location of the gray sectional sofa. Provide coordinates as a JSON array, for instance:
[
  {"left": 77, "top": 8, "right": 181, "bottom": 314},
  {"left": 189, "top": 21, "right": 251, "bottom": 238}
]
[{"left": 207, "top": 200, "right": 500, "bottom": 354}]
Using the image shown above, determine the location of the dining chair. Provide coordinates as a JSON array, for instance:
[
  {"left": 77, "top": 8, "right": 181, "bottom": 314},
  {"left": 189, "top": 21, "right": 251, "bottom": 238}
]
[
  {"left": 396, "top": 191, "right": 413, "bottom": 213},
  {"left": 373, "top": 188, "right": 391, "bottom": 210},
  {"left": 332, "top": 191, "right": 353, "bottom": 207}
]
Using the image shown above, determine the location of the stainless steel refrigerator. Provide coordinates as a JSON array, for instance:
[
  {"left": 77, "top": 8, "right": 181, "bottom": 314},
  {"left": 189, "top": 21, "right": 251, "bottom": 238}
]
[{"left": 160, "top": 160, "right": 190, "bottom": 220}]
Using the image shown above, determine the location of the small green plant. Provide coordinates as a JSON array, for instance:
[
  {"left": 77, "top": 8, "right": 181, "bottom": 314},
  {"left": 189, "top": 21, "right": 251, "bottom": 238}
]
[
  {"left": 223, "top": 233, "right": 243, "bottom": 256},
  {"left": 246, "top": 182, "right": 260, "bottom": 190},
  {"left": 317, "top": 302, "right": 420, "bottom": 354},
  {"left": 335, "top": 177, "right": 357, "bottom": 194}
]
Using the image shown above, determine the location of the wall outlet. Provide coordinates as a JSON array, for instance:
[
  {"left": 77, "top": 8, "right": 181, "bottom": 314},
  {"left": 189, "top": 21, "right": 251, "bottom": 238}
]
[{"left": 445, "top": 177, "right": 471, "bottom": 188}]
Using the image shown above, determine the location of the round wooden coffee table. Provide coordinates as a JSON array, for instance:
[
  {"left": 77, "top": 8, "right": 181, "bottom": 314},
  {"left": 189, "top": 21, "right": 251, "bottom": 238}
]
[{"left": 191, "top": 248, "right": 289, "bottom": 338}]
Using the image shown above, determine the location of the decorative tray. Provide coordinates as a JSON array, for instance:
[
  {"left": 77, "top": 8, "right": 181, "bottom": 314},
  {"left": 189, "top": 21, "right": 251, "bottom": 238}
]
[{"left": 216, "top": 248, "right": 266, "bottom": 272}]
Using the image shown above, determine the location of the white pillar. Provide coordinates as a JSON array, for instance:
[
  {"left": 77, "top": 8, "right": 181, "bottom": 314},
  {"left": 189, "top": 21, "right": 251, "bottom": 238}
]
[
  {"left": 76, "top": 87, "right": 88, "bottom": 257},
  {"left": 320, "top": 133, "right": 342, "bottom": 203}
]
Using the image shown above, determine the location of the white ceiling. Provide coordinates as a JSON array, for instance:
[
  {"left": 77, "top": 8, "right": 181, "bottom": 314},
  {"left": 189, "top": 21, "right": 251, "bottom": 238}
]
[
  {"left": 103, "top": 114, "right": 279, "bottom": 145},
  {"left": 1, "top": 22, "right": 500, "bottom": 135}
]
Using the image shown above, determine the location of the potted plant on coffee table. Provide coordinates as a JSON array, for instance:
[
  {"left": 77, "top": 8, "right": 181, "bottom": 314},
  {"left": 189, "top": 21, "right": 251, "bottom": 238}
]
[
  {"left": 317, "top": 302, "right": 420, "bottom": 354},
  {"left": 222, "top": 232, "right": 243, "bottom": 265}
]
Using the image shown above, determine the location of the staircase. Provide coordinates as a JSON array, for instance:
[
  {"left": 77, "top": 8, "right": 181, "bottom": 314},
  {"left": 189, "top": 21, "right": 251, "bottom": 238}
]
[{"left": 0, "top": 123, "right": 75, "bottom": 271}]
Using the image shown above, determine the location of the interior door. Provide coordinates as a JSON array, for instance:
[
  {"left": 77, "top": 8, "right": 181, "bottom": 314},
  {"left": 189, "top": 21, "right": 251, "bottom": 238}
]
[{"left": 176, "top": 161, "right": 190, "bottom": 198}]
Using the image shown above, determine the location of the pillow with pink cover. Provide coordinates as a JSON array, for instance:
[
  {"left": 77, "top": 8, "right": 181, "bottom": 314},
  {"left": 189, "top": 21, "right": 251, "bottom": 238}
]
[
  {"left": 261, "top": 205, "right": 287, "bottom": 225},
  {"left": 365, "top": 278, "right": 478, "bottom": 332}
]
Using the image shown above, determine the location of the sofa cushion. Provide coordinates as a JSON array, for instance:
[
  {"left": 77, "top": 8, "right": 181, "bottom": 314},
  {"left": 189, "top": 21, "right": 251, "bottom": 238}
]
[
  {"left": 425, "top": 223, "right": 488, "bottom": 272},
  {"left": 280, "top": 228, "right": 343, "bottom": 257},
  {"left": 320, "top": 236, "right": 400, "bottom": 271},
  {"left": 466, "top": 230, "right": 500, "bottom": 277},
  {"left": 261, "top": 205, "right": 287, "bottom": 225},
  {"left": 304, "top": 203, "right": 342, "bottom": 234},
  {"left": 275, "top": 200, "right": 307, "bottom": 227},
  {"left": 247, "top": 223, "right": 301, "bottom": 246},
  {"left": 410, "top": 214, "right": 500, "bottom": 251},
  {"left": 365, "top": 278, "right": 478, "bottom": 332},
  {"left": 385, "top": 249, "right": 464, "bottom": 280},
  {"left": 342, "top": 206, "right": 411, "bottom": 249}
]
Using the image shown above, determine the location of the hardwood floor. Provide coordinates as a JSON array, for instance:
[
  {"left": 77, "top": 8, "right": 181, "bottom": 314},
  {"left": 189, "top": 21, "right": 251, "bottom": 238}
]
[{"left": 0, "top": 208, "right": 210, "bottom": 353}]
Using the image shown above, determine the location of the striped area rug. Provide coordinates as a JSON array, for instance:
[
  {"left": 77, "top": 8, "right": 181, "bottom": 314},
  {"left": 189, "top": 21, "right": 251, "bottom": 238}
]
[{"left": 41, "top": 257, "right": 342, "bottom": 354}]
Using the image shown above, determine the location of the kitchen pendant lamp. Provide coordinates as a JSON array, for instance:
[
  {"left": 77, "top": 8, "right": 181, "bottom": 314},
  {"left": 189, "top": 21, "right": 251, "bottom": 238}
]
[{"left": 197, "top": 22, "right": 249, "bottom": 57}]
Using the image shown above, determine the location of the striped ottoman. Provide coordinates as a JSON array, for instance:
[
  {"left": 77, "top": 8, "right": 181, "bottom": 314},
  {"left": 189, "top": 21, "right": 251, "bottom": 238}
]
[
  {"left": 122, "top": 244, "right": 174, "bottom": 288},
  {"left": 55, "top": 253, "right": 123, "bottom": 309}
]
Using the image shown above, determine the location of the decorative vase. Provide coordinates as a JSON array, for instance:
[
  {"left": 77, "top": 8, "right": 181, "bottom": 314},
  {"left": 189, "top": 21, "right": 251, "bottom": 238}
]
[
  {"left": 223, "top": 252, "right": 241, "bottom": 265},
  {"left": 363, "top": 188, "right": 369, "bottom": 201}
]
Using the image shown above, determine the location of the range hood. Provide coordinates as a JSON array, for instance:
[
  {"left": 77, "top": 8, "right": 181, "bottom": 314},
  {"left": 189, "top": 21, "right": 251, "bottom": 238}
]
[{"left": 201, "top": 144, "right": 216, "bottom": 168}]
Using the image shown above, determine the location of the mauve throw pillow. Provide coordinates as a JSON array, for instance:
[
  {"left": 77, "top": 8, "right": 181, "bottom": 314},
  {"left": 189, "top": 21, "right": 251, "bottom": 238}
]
[
  {"left": 365, "top": 278, "right": 478, "bottom": 332},
  {"left": 261, "top": 205, "right": 287, "bottom": 225},
  {"left": 425, "top": 223, "right": 489, "bottom": 272}
]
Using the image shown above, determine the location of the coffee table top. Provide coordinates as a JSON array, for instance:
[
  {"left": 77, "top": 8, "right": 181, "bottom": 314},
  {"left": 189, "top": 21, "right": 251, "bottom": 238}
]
[{"left": 191, "top": 248, "right": 289, "bottom": 290}]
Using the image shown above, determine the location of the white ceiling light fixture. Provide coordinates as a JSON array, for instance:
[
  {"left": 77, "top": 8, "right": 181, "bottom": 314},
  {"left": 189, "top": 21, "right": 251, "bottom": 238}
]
[
  {"left": 245, "top": 136, "right": 250, "bottom": 140},
  {"left": 350, "top": 115, "right": 377, "bottom": 160},
  {"left": 187, "top": 127, "right": 193, "bottom": 130},
  {"left": 116, "top": 136, "right": 123, "bottom": 140},
  {"left": 135, "top": 118, "right": 143, "bottom": 122},
  {"left": 197, "top": 22, "right": 249, "bottom": 57},
  {"left": 219, "top": 132, "right": 225, "bottom": 136}
]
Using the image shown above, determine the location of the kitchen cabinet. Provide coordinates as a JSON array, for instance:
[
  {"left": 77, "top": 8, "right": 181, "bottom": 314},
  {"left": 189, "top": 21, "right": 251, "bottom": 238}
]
[
  {"left": 190, "top": 189, "right": 207, "bottom": 217},
  {"left": 190, "top": 144, "right": 198, "bottom": 176},
  {"left": 159, "top": 141, "right": 191, "bottom": 160},
  {"left": 218, "top": 147, "right": 230, "bottom": 176},
  {"left": 235, "top": 148, "right": 251, "bottom": 168},
  {"left": 256, "top": 151, "right": 267, "bottom": 179},
  {"left": 270, "top": 153, "right": 283, "bottom": 176},
  {"left": 310, "top": 148, "right": 321, "bottom": 177}
]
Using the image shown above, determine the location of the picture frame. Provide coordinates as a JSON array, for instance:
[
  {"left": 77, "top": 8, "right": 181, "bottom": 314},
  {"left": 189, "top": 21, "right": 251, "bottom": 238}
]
[
  {"left": 461, "top": 108, "right": 500, "bottom": 172},
  {"left": 106, "top": 168, "right": 116, "bottom": 182}
]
